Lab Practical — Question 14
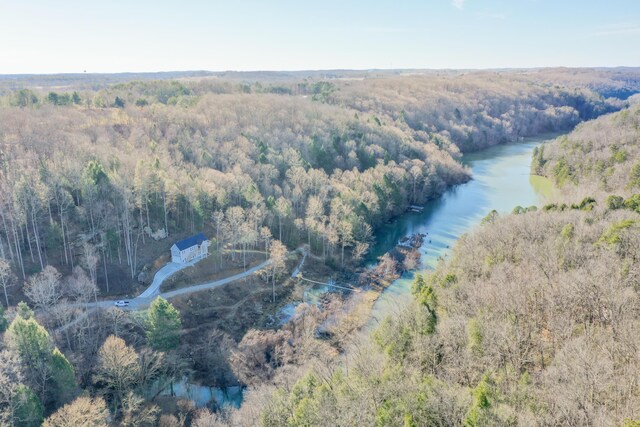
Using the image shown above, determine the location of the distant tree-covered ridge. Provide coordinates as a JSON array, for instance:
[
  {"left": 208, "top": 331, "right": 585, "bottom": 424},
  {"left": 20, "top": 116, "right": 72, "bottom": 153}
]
[
  {"left": 536, "top": 103, "right": 640, "bottom": 194},
  {"left": 206, "top": 75, "right": 640, "bottom": 426},
  {"left": 0, "top": 68, "right": 638, "bottom": 426},
  {"left": 0, "top": 69, "right": 637, "bottom": 292}
]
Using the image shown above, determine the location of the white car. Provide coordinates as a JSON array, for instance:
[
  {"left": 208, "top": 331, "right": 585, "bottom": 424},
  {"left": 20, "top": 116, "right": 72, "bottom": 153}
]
[{"left": 114, "top": 300, "right": 130, "bottom": 308}]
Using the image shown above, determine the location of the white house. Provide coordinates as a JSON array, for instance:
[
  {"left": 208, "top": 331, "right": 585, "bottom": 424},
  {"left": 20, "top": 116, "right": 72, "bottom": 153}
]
[{"left": 171, "top": 233, "right": 210, "bottom": 264}]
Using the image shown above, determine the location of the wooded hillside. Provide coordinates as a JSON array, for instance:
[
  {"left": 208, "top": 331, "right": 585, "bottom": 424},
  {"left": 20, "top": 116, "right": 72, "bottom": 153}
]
[
  {"left": 242, "top": 207, "right": 639, "bottom": 426},
  {"left": 1, "top": 69, "right": 640, "bottom": 425},
  {"left": 1, "top": 69, "right": 637, "bottom": 293},
  {"left": 535, "top": 103, "right": 640, "bottom": 195},
  {"left": 219, "top": 97, "right": 640, "bottom": 426}
]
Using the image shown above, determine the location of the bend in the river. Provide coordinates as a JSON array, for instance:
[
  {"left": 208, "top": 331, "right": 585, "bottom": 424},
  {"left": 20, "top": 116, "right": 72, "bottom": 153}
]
[{"left": 367, "top": 134, "right": 556, "bottom": 327}]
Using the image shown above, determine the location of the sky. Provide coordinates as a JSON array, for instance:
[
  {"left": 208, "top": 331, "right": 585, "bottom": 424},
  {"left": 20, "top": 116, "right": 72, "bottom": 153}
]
[{"left": 1, "top": 0, "right": 639, "bottom": 74}]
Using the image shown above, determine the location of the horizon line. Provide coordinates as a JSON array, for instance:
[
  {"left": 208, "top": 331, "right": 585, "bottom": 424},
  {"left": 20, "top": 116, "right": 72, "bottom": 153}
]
[{"left": 2, "top": 65, "right": 640, "bottom": 78}]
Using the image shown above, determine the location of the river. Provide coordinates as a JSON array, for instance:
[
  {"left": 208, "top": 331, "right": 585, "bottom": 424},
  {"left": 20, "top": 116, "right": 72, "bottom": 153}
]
[
  {"left": 367, "top": 135, "right": 555, "bottom": 326},
  {"left": 171, "top": 135, "right": 555, "bottom": 409}
]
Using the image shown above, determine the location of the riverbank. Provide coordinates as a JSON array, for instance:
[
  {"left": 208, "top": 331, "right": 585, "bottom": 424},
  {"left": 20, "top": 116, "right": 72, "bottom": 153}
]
[
  {"left": 367, "top": 135, "right": 555, "bottom": 325},
  {"left": 214, "top": 134, "right": 560, "bottom": 419},
  {"left": 163, "top": 135, "right": 559, "bottom": 410}
]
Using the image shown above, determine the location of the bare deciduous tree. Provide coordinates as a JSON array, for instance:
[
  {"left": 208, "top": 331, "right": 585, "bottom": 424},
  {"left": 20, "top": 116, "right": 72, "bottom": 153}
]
[
  {"left": 24, "top": 265, "right": 62, "bottom": 311},
  {"left": 94, "top": 335, "right": 140, "bottom": 410},
  {"left": 0, "top": 258, "right": 15, "bottom": 307},
  {"left": 43, "top": 396, "right": 109, "bottom": 427}
]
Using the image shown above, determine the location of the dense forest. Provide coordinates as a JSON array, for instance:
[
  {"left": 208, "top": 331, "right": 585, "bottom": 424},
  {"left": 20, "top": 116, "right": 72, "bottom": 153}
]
[
  {"left": 210, "top": 102, "right": 640, "bottom": 426},
  {"left": 0, "top": 69, "right": 637, "bottom": 289},
  {"left": 534, "top": 99, "right": 640, "bottom": 195},
  {"left": 1, "top": 69, "right": 640, "bottom": 425},
  {"left": 239, "top": 207, "right": 640, "bottom": 426}
]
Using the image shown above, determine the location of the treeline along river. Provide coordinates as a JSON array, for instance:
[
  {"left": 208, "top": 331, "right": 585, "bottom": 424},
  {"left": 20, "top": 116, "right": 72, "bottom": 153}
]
[{"left": 368, "top": 134, "right": 556, "bottom": 326}]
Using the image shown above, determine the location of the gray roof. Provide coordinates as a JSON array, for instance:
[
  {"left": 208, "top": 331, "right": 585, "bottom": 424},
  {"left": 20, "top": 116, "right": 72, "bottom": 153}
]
[{"left": 174, "top": 233, "right": 208, "bottom": 251}]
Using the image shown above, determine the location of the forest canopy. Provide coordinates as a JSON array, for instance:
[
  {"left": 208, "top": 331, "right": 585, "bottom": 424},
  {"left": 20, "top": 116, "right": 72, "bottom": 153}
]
[
  {"left": 210, "top": 80, "right": 640, "bottom": 426},
  {"left": 1, "top": 68, "right": 638, "bottom": 289},
  {"left": 1, "top": 68, "right": 640, "bottom": 425}
]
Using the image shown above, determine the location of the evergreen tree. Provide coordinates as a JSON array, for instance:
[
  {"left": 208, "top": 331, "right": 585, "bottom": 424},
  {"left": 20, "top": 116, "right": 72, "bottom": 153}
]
[
  {"left": 6, "top": 316, "right": 77, "bottom": 407},
  {"left": 12, "top": 385, "right": 44, "bottom": 427},
  {"left": 606, "top": 195, "right": 625, "bottom": 210},
  {"left": 411, "top": 273, "right": 426, "bottom": 295},
  {"left": 629, "top": 162, "right": 640, "bottom": 189},
  {"left": 467, "top": 318, "right": 484, "bottom": 357},
  {"left": 10, "top": 89, "right": 39, "bottom": 107},
  {"left": 465, "top": 375, "right": 494, "bottom": 427},
  {"left": 50, "top": 348, "right": 77, "bottom": 406},
  {"left": 16, "top": 302, "right": 34, "bottom": 320},
  {"left": 5, "top": 317, "right": 52, "bottom": 368},
  {"left": 46, "top": 92, "right": 60, "bottom": 105},
  {"left": 146, "top": 297, "right": 181, "bottom": 351},
  {"left": 417, "top": 284, "right": 438, "bottom": 335},
  {"left": 113, "top": 96, "right": 125, "bottom": 108},
  {"left": 0, "top": 305, "right": 7, "bottom": 332},
  {"left": 481, "top": 210, "right": 499, "bottom": 225}
]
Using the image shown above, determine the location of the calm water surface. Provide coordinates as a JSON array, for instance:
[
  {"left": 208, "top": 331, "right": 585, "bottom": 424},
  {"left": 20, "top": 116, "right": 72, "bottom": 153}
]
[
  {"left": 367, "top": 136, "right": 555, "bottom": 326},
  {"left": 175, "top": 136, "right": 556, "bottom": 408}
]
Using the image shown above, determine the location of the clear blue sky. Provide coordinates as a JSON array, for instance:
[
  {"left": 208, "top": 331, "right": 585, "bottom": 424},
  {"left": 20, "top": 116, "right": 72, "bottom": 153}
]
[{"left": 1, "top": 0, "right": 639, "bottom": 73}]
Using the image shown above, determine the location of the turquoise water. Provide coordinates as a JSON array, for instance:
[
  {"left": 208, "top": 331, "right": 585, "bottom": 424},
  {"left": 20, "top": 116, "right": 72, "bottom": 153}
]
[
  {"left": 177, "top": 136, "right": 556, "bottom": 409},
  {"left": 367, "top": 136, "right": 555, "bottom": 326}
]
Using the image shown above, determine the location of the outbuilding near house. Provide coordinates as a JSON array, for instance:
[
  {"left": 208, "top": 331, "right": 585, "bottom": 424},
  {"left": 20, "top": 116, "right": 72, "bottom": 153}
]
[{"left": 171, "top": 233, "right": 210, "bottom": 264}]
